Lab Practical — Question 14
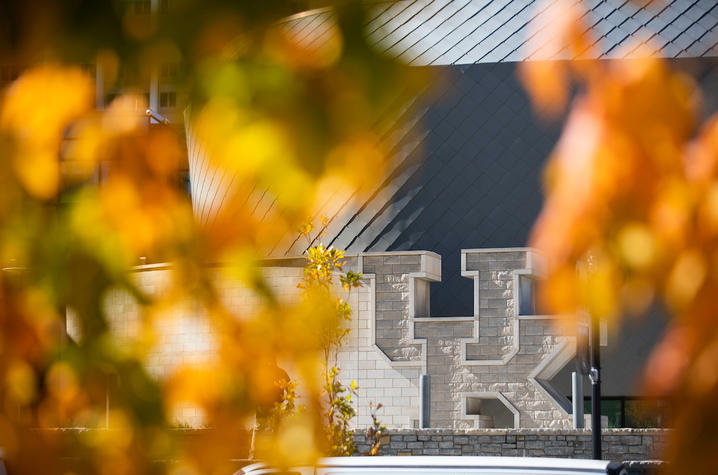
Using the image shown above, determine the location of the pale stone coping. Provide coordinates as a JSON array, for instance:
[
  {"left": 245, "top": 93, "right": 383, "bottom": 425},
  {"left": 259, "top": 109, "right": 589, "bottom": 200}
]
[
  {"left": 461, "top": 248, "right": 546, "bottom": 278},
  {"left": 460, "top": 247, "right": 534, "bottom": 254},
  {"left": 129, "top": 263, "right": 174, "bottom": 272},
  {"left": 125, "top": 249, "right": 534, "bottom": 274},
  {"left": 413, "top": 316, "right": 474, "bottom": 322},
  {"left": 126, "top": 250, "right": 442, "bottom": 273},
  {"left": 517, "top": 314, "right": 562, "bottom": 320},
  {"left": 360, "top": 250, "right": 441, "bottom": 258},
  {"left": 259, "top": 250, "right": 441, "bottom": 261},
  {"left": 410, "top": 255, "right": 442, "bottom": 283},
  {"left": 0, "top": 266, "right": 25, "bottom": 272},
  {"left": 127, "top": 260, "right": 308, "bottom": 273},
  {"left": 128, "top": 257, "right": 308, "bottom": 273},
  {"left": 358, "top": 250, "right": 442, "bottom": 281}
]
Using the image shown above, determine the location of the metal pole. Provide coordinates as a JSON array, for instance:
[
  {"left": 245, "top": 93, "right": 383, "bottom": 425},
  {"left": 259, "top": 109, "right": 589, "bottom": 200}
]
[
  {"left": 590, "top": 316, "right": 601, "bottom": 459},
  {"left": 572, "top": 372, "right": 584, "bottom": 429},
  {"left": 420, "top": 374, "right": 430, "bottom": 428}
]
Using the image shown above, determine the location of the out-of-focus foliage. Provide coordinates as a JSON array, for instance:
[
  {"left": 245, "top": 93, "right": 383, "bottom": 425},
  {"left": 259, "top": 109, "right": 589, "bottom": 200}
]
[
  {"left": 363, "top": 401, "right": 386, "bottom": 456},
  {"left": 0, "top": 0, "right": 428, "bottom": 473},
  {"left": 520, "top": 0, "right": 718, "bottom": 472},
  {"left": 295, "top": 228, "right": 363, "bottom": 457},
  {"left": 254, "top": 230, "right": 365, "bottom": 463},
  {"left": 297, "top": 233, "right": 361, "bottom": 369},
  {"left": 266, "top": 379, "right": 298, "bottom": 433},
  {"left": 251, "top": 376, "right": 300, "bottom": 460},
  {"left": 324, "top": 366, "right": 357, "bottom": 457}
]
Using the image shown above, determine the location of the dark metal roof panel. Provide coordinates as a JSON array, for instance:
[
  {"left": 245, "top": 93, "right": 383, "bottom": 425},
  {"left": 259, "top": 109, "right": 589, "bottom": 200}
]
[
  {"left": 316, "top": 58, "right": 718, "bottom": 316},
  {"left": 184, "top": 3, "right": 718, "bottom": 314},
  {"left": 284, "top": 0, "right": 718, "bottom": 64}
]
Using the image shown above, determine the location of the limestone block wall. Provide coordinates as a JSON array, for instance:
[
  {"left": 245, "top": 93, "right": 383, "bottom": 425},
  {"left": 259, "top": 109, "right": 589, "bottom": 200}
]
[
  {"left": 77, "top": 258, "right": 418, "bottom": 428},
  {"left": 101, "top": 265, "right": 305, "bottom": 376},
  {"left": 71, "top": 264, "right": 306, "bottom": 426},
  {"left": 79, "top": 247, "right": 575, "bottom": 430},
  {"left": 357, "top": 248, "right": 574, "bottom": 430},
  {"left": 337, "top": 252, "right": 438, "bottom": 429},
  {"left": 362, "top": 254, "right": 424, "bottom": 362},
  {"left": 464, "top": 250, "right": 526, "bottom": 361}
]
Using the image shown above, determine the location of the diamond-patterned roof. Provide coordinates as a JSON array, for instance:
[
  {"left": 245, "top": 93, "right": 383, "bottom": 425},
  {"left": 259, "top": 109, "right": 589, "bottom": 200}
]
[
  {"left": 189, "top": 1, "right": 718, "bottom": 316},
  {"left": 289, "top": 57, "right": 718, "bottom": 316},
  {"left": 285, "top": 0, "right": 718, "bottom": 64},
  {"left": 326, "top": 61, "right": 559, "bottom": 316}
]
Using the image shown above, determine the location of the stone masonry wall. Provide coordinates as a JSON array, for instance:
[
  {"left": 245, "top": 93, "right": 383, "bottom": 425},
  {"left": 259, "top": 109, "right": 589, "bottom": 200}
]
[
  {"left": 361, "top": 254, "right": 423, "bottom": 362},
  {"left": 90, "top": 248, "right": 579, "bottom": 430},
  {"left": 361, "top": 249, "right": 574, "bottom": 429},
  {"left": 73, "top": 264, "right": 307, "bottom": 426},
  {"left": 336, "top": 255, "right": 423, "bottom": 428},
  {"left": 353, "top": 429, "right": 669, "bottom": 462},
  {"left": 464, "top": 251, "right": 525, "bottom": 361},
  {"left": 91, "top": 258, "right": 422, "bottom": 428}
]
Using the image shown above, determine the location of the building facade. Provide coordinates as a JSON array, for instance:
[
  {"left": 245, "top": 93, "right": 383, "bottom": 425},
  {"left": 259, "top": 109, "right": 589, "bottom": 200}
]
[
  {"left": 61, "top": 0, "right": 718, "bottom": 429},
  {"left": 96, "top": 247, "right": 574, "bottom": 429},
  {"left": 184, "top": 0, "right": 718, "bottom": 429}
]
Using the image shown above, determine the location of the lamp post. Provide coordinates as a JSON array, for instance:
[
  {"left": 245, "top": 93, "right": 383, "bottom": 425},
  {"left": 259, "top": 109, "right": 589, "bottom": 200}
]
[
  {"left": 589, "top": 313, "right": 601, "bottom": 460},
  {"left": 574, "top": 320, "right": 589, "bottom": 429},
  {"left": 577, "top": 256, "right": 601, "bottom": 460}
]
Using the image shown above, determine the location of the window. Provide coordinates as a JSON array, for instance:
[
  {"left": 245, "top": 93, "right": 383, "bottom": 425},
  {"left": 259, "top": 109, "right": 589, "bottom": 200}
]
[
  {"left": 413, "top": 279, "right": 430, "bottom": 318},
  {"left": 81, "top": 63, "right": 96, "bottom": 79},
  {"left": 579, "top": 397, "right": 668, "bottom": 428},
  {"left": 160, "top": 91, "right": 176, "bottom": 108},
  {"left": 177, "top": 171, "right": 190, "bottom": 196},
  {"left": 129, "top": 0, "right": 151, "bottom": 15},
  {"left": 518, "top": 275, "right": 536, "bottom": 315},
  {"left": 160, "top": 62, "right": 178, "bottom": 81}
]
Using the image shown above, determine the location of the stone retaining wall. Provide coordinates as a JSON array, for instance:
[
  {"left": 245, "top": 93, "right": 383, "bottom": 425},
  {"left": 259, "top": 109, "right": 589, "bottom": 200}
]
[{"left": 354, "top": 429, "right": 669, "bottom": 462}]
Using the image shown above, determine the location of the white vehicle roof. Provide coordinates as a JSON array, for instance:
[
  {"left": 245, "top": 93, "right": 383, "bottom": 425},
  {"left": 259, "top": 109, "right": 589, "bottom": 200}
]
[{"left": 240, "top": 456, "right": 626, "bottom": 475}]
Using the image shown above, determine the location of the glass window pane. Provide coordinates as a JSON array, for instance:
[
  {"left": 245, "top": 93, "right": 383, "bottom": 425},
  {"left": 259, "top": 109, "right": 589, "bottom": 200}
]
[{"left": 519, "top": 276, "right": 535, "bottom": 315}]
